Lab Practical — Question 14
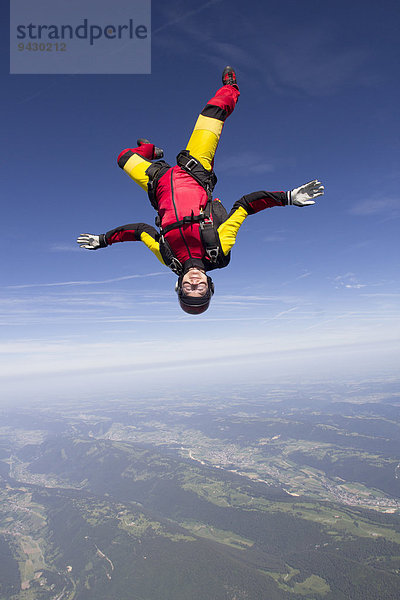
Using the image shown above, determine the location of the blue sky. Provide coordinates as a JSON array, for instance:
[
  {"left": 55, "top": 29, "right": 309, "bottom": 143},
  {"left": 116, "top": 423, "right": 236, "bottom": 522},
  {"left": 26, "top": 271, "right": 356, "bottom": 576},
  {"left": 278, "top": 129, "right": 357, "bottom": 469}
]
[{"left": 1, "top": 0, "right": 399, "bottom": 401}]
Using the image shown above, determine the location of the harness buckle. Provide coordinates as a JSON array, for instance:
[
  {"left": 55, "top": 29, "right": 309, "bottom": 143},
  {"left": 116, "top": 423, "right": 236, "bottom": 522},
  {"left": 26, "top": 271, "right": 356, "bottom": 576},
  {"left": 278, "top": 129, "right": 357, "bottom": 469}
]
[
  {"left": 206, "top": 247, "right": 219, "bottom": 262},
  {"left": 185, "top": 157, "right": 198, "bottom": 171},
  {"left": 199, "top": 216, "right": 211, "bottom": 229},
  {"left": 170, "top": 258, "right": 183, "bottom": 275}
]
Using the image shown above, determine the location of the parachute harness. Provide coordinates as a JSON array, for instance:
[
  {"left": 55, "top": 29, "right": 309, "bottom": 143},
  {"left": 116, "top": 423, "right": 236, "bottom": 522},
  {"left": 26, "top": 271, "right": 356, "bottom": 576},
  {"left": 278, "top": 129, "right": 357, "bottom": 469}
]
[{"left": 147, "top": 151, "right": 225, "bottom": 275}]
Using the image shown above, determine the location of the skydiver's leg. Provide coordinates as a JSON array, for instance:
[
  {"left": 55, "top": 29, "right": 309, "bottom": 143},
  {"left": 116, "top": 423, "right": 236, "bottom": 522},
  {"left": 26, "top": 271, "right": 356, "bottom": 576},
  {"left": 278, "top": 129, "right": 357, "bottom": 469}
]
[
  {"left": 186, "top": 84, "right": 240, "bottom": 171},
  {"left": 117, "top": 142, "right": 156, "bottom": 191}
]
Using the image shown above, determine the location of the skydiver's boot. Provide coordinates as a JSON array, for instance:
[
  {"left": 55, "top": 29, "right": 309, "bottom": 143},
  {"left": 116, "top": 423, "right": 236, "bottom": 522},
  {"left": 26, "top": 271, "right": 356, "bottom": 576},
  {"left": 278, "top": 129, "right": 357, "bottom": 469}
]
[
  {"left": 137, "top": 138, "right": 164, "bottom": 160},
  {"left": 222, "top": 66, "right": 239, "bottom": 90}
]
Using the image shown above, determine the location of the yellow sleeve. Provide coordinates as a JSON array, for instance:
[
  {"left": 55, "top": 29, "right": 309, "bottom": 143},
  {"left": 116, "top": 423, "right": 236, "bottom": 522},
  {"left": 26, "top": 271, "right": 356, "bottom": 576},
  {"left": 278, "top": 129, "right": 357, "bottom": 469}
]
[
  {"left": 140, "top": 231, "right": 165, "bottom": 265},
  {"left": 217, "top": 206, "right": 248, "bottom": 256}
]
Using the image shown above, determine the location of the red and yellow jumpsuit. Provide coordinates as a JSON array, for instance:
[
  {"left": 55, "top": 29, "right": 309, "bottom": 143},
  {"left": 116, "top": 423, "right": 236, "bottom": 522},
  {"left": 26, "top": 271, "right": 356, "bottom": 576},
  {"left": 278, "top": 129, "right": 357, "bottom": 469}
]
[{"left": 101, "top": 83, "right": 288, "bottom": 272}]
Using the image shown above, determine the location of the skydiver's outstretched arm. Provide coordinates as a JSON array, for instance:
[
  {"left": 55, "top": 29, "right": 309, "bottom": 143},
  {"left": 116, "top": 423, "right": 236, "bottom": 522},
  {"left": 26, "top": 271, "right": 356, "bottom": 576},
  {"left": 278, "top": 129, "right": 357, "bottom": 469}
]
[
  {"left": 228, "top": 190, "right": 288, "bottom": 215},
  {"left": 217, "top": 180, "right": 324, "bottom": 256},
  {"left": 77, "top": 223, "right": 165, "bottom": 265}
]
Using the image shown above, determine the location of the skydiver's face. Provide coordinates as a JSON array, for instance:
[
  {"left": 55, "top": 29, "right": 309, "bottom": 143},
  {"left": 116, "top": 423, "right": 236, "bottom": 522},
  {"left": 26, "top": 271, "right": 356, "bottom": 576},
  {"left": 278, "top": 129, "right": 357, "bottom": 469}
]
[{"left": 181, "top": 268, "right": 208, "bottom": 297}]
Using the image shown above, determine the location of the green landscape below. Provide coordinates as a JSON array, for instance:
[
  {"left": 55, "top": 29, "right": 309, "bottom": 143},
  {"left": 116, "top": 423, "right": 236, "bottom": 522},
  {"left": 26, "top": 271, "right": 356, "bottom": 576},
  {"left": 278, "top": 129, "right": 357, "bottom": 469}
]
[{"left": 0, "top": 380, "right": 399, "bottom": 599}]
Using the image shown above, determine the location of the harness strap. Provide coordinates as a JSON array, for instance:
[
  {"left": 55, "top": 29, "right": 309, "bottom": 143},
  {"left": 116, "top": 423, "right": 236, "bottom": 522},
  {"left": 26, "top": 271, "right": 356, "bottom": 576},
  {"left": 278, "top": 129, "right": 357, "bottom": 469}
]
[
  {"left": 158, "top": 235, "right": 183, "bottom": 275},
  {"left": 145, "top": 160, "right": 171, "bottom": 210},
  {"left": 159, "top": 200, "right": 222, "bottom": 265},
  {"left": 176, "top": 150, "right": 217, "bottom": 195},
  {"left": 160, "top": 211, "right": 207, "bottom": 236},
  {"left": 199, "top": 220, "right": 220, "bottom": 262}
]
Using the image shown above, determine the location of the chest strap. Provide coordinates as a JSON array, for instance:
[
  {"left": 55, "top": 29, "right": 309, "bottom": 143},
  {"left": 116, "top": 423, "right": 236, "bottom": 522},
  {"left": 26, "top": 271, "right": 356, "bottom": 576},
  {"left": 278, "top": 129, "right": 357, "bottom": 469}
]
[{"left": 159, "top": 210, "right": 206, "bottom": 235}]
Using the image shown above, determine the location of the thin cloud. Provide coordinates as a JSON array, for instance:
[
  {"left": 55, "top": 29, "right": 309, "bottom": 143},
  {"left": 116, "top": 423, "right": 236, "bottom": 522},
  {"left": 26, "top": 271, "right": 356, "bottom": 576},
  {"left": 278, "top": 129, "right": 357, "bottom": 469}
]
[
  {"left": 303, "top": 312, "right": 355, "bottom": 331},
  {"left": 212, "top": 151, "right": 275, "bottom": 175},
  {"left": 263, "top": 234, "right": 286, "bottom": 243},
  {"left": 50, "top": 244, "right": 81, "bottom": 253},
  {"left": 350, "top": 196, "right": 400, "bottom": 218},
  {"left": 17, "top": 81, "right": 59, "bottom": 105},
  {"left": 215, "top": 294, "right": 302, "bottom": 304},
  {"left": 333, "top": 273, "right": 367, "bottom": 290},
  {"left": 1, "top": 325, "right": 399, "bottom": 382},
  {"left": 6, "top": 272, "right": 166, "bottom": 289},
  {"left": 160, "top": 8, "right": 373, "bottom": 97},
  {"left": 361, "top": 292, "right": 400, "bottom": 298},
  {"left": 279, "top": 271, "right": 312, "bottom": 288},
  {"left": 263, "top": 307, "right": 298, "bottom": 322},
  {"left": 268, "top": 35, "right": 369, "bottom": 96},
  {"left": 153, "top": 0, "right": 224, "bottom": 34},
  {"left": 295, "top": 271, "right": 312, "bottom": 281}
]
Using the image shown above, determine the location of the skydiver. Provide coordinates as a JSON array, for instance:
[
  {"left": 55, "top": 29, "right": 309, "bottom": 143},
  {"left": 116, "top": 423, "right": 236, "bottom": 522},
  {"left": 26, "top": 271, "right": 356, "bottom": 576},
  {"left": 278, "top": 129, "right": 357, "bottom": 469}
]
[{"left": 77, "top": 67, "right": 324, "bottom": 314}]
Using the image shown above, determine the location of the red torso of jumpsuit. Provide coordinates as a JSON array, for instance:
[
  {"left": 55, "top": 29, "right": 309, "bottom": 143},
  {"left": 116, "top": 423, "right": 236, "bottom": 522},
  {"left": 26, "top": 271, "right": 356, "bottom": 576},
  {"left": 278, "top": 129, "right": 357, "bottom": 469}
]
[{"left": 156, "top": 165, "right": 209, "bottom": 265}]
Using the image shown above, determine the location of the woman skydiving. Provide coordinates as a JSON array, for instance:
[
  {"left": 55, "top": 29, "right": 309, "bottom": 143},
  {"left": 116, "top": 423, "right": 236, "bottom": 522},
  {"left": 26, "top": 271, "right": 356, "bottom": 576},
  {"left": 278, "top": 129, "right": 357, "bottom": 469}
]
[{"left": 77, "top": 66, "right": 324, "bottom": 314}]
